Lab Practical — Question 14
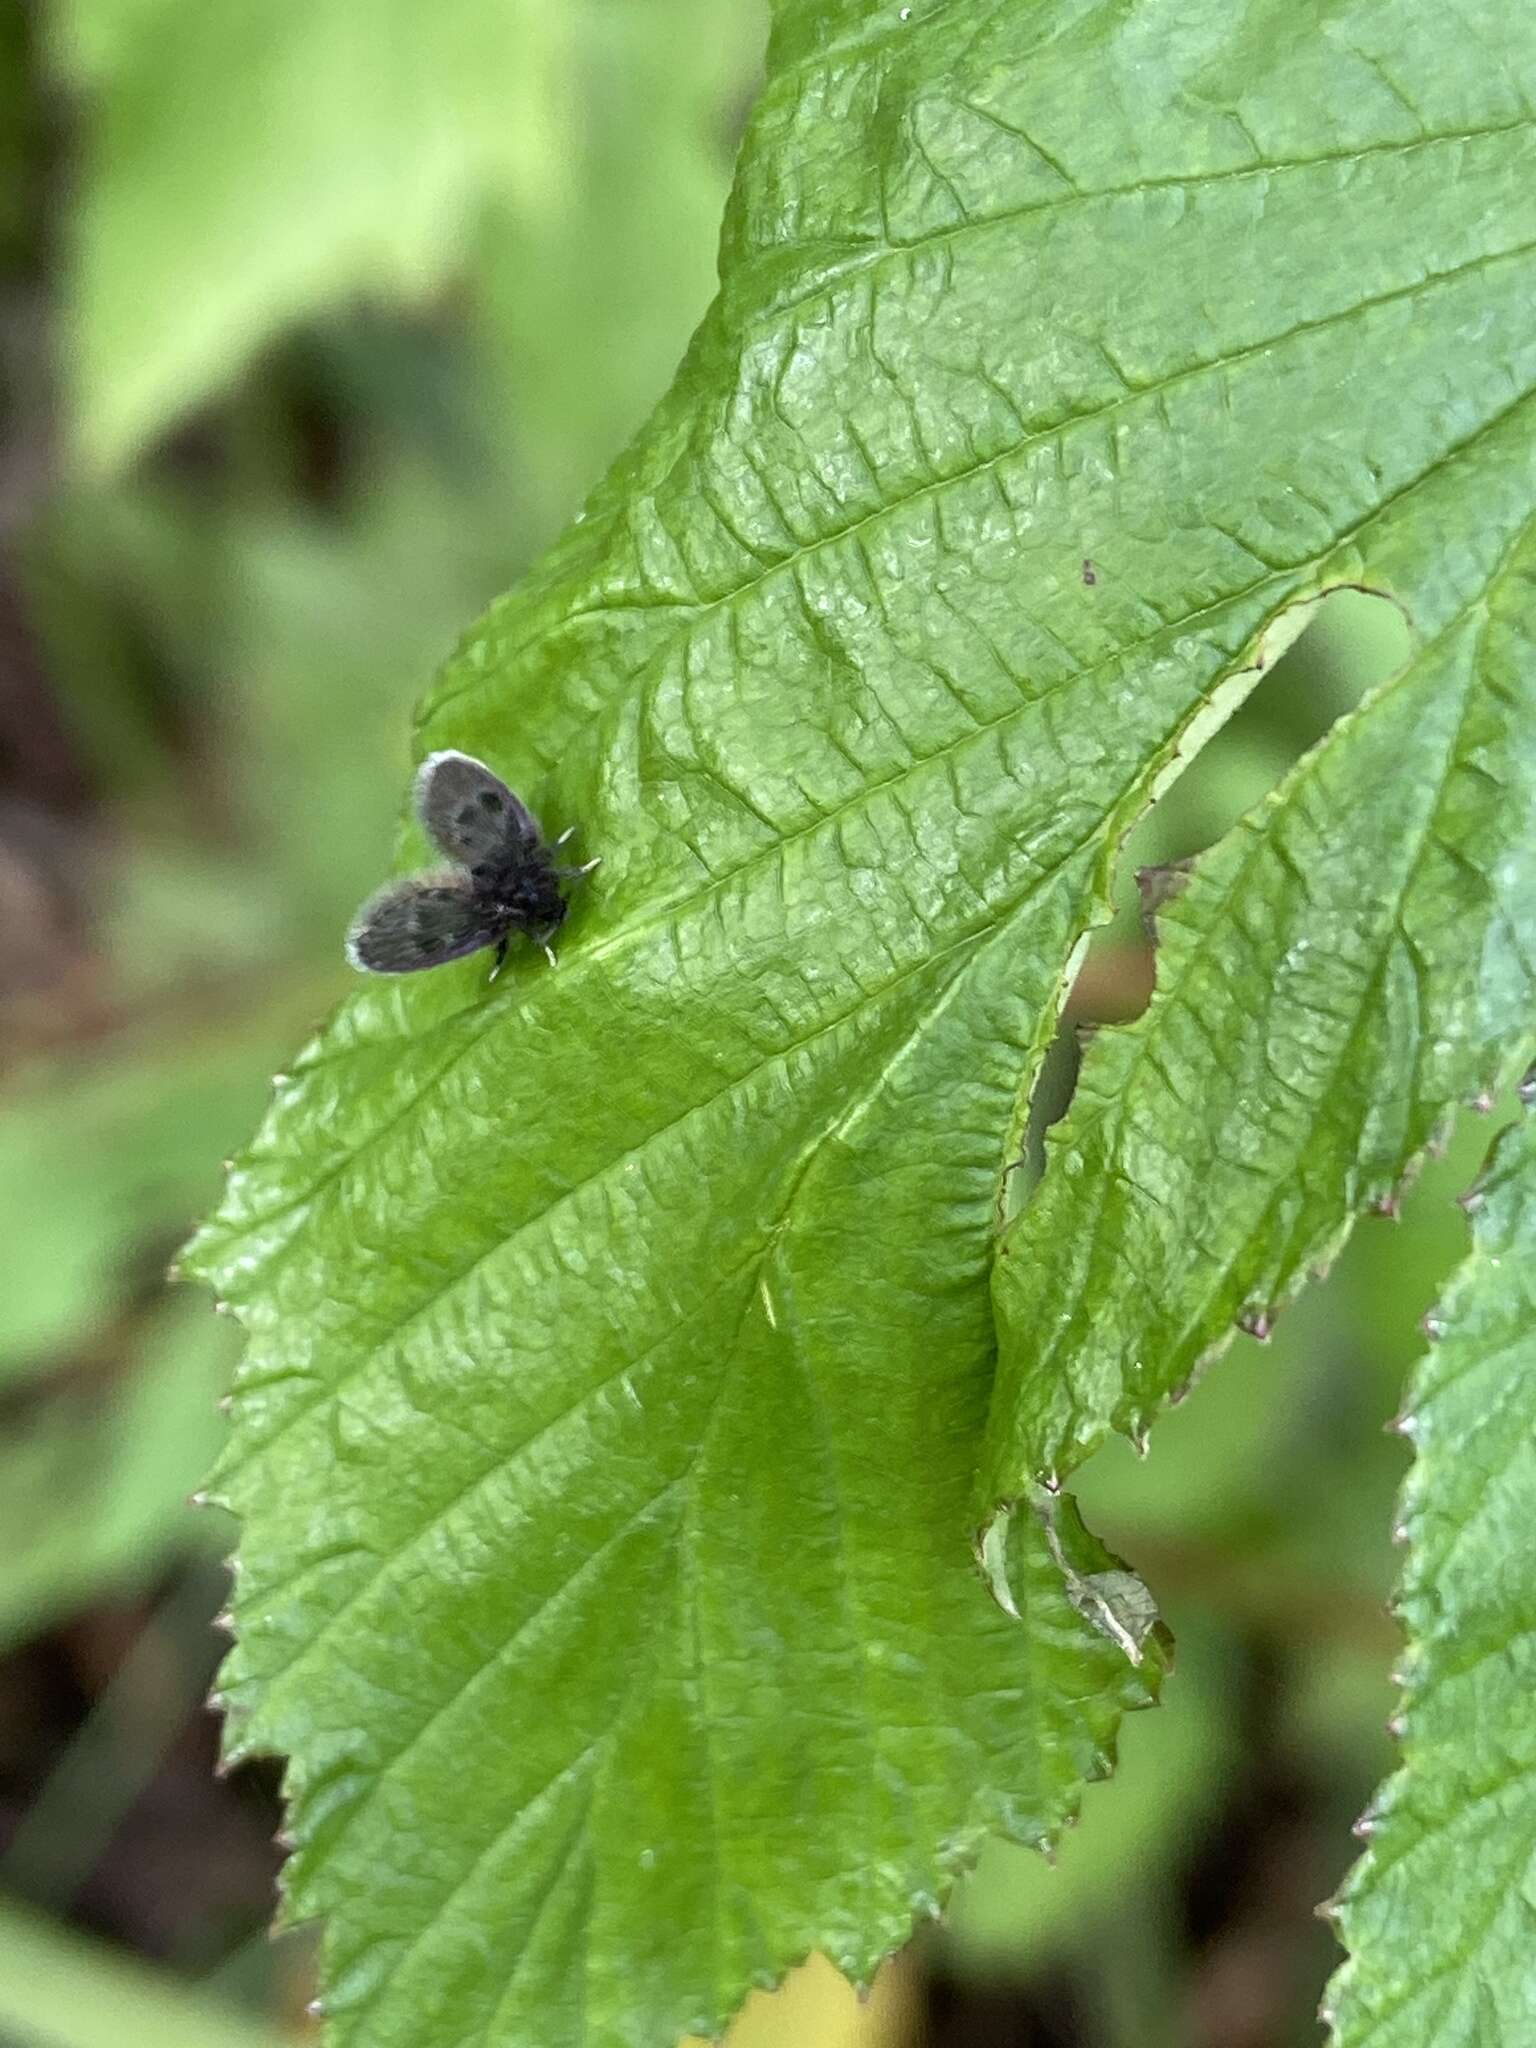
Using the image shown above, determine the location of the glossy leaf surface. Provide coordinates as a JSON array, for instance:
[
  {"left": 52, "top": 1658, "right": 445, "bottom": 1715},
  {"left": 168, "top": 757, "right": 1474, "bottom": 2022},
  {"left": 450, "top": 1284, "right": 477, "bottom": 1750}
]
[{"left": 188, "top": 3, "right": 1536, "bottom": 2043}]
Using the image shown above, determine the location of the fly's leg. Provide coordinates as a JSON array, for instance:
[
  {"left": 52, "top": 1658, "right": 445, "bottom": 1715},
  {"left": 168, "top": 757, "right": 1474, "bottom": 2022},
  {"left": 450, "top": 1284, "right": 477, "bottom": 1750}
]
[
  {"left": 556, "top": 856, "right": 602, "bottom": 885},
  {"left": 488, "top": 933, "right": 510, "bottom": 982}
]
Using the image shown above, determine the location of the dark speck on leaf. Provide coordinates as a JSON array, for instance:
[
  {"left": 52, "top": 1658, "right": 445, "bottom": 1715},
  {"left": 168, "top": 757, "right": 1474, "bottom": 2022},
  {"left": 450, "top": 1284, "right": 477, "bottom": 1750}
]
[{"left": 1082, "top": 558, "right": 1097, "bottom": 586}]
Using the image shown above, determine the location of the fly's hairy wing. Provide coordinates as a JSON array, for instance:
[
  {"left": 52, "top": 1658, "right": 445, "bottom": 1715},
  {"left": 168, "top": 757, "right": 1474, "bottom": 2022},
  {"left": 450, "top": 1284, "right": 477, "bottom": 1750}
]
[
  {"left": 345, "top": 872, "right": 501, "bottom": 974},
  {"left": 415, "top": 750, "right": 542, "bottom": 868}
]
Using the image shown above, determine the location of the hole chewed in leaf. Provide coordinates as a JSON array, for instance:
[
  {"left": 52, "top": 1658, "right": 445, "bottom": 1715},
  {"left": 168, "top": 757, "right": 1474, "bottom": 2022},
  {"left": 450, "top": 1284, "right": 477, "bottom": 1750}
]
[
  {"left": 977, "top": 1486, "right": 1166, "bottom": 1672},
  {"left": 1083, "top": 584, "right": 1413, "bottom": 1033},
  {"left": 1001, "top": 584, "right": 1412, "bottom": 1215},
  {"left": 985, "top": 522, "right": 1536, "bottom": 1573}
]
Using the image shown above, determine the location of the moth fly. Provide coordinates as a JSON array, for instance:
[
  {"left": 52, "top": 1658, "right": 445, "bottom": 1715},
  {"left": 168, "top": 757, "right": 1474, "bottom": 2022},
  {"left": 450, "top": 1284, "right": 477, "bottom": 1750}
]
[{"left": 347, "top": 751, "right": 598, "bottom": 977}]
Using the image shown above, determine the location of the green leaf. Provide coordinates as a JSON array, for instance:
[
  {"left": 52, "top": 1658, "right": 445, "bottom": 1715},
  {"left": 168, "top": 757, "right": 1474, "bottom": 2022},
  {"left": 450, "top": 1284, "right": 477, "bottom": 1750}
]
[
  {"left": 61, "top": 0, "right": 575, "bottom": 471},
  {"left": 1327, "top": 1110, "right": 1536, "bottom": 2047},
  {"left": 943, "top": 1620, "right": 1236, "bottom": 1973},
  {"left": 188, "top": 2, "right": 1536, "bottom": 2043},
  {"left": 981, "top": 464, "right": 1536, "bottom": 1510}
]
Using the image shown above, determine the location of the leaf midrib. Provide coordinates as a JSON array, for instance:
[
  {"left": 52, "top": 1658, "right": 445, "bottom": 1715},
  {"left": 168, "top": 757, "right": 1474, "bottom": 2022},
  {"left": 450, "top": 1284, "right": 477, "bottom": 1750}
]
[{"left": 245, "top": 902, "right": 1048, "bottom": 1996}]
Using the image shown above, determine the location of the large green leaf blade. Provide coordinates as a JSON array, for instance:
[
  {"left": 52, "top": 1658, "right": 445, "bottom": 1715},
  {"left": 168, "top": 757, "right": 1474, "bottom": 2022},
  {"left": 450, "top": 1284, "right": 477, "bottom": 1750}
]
[
  {"left": 188, "top": 3, "right": 1536, "bottom": 2044},
  {"left": 1328, "top": 1111, "right": 1536, "bottom": 2048}
]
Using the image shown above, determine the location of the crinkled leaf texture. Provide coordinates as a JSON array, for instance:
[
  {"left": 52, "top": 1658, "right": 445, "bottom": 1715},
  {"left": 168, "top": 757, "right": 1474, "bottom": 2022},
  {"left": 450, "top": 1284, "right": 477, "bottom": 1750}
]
[
  {"left": 188, "top": 2, "right": 1536, "bottom": 2044},
  {"left": 980, "top": 381, "right": 1536, "bottom": 1510},
  {"left": 1328, "top": 1112, "right": 1536, "bottom": 2047}
]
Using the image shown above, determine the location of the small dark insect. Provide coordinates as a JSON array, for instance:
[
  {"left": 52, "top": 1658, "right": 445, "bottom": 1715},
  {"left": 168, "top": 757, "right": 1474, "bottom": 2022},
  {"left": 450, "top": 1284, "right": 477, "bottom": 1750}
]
[{"left": 346, "top": 751, "right": 598, "bottom": 978}]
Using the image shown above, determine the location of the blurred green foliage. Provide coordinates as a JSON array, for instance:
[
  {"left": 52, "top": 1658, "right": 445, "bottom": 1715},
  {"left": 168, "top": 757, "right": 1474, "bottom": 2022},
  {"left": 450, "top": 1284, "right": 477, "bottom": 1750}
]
[
  {"left": 0, "top": 1895, "right": 290, "bottom": 2048},
  {"left": 0, "top": 1301, "right": 234, "bottom": 1652},
  {"left": 0, "top": 4, "right": 1505, "bottom": 2045}
]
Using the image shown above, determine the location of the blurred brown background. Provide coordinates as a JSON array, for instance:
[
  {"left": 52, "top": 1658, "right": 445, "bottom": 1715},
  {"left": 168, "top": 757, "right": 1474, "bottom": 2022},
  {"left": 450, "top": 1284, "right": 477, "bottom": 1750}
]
[{"left": 0, "top": 4, "right": 1466, "bottom": 2044}]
